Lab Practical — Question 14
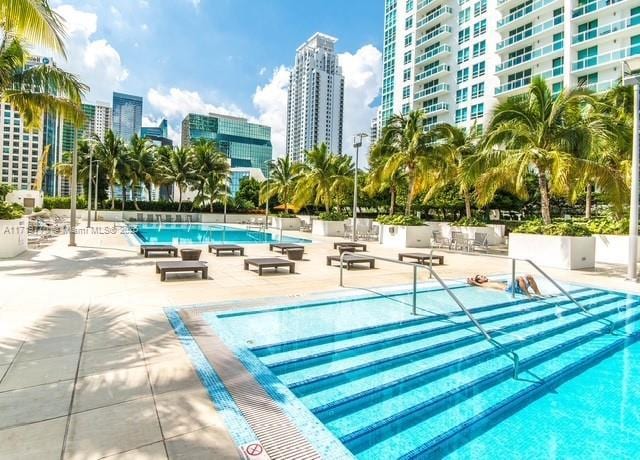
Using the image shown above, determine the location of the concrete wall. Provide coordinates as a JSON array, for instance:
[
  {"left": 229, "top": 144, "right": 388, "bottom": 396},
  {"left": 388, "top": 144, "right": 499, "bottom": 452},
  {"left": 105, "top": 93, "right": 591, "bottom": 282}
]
[
  {"left": 379, "top": 224, "right": 433, "bottom": 248},
  {"left": 0, "top": 217, "right": 27, "bottom": 258},
  {"left": 508, "top": 233, "right": 595, "bottom": 270},
  {"left": 594, "top": 235, "right": 640, "bottom": 265}
]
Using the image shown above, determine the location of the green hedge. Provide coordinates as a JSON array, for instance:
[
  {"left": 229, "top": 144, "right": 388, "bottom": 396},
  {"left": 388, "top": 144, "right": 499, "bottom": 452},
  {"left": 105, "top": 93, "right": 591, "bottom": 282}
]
[
  {"left": 319, "top": 211, "right": 348, "bottom": 221},
  {"left": 0, "top": 202, "right": 24, "bottom": 219},
  {"left": 43, "top": 196, "right": 87, "bottom": 210},
  {"left": 451, "top": 217, "right": 486, "bottom": 227},
  {"left": 376, "top": 214, "right": 423, "bottom": 226},
  {"left": 513, "top": 219, "right": 591, "bottom": 237}
]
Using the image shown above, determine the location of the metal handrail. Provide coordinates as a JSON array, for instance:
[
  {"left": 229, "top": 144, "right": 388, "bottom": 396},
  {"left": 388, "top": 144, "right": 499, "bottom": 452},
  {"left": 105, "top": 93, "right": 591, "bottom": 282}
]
[{"left": 338, "top": 252, "right": 521, "bottom": 378}]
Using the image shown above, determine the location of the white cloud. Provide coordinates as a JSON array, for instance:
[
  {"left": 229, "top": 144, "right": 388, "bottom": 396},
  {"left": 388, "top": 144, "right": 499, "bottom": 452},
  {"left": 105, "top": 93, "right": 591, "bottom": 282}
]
[
  {"left": 54, "top": 4, "right": 129, "bottom": 102},
  {"left": 258, "top": 67, "right": 267, "bottom": 76},
  {"left": 338, "top": 44, "right": 382, "bottom": 166},
  {"left": 147, "top": 87, "right": 248, "bottom": 120},
  {"left": 252, "top": 66, "right": 290, "bottom": 156}
]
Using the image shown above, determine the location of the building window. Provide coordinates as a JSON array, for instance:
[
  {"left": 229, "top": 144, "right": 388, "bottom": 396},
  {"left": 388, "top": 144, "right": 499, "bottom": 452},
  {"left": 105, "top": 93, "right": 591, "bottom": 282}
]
[
  {"left": 632, "top": 35, "right": 640, "bottom": 56},
  {"left": 552, "top": 82, "right": 564, "bottom": 94},
  {"left": 577, "top": 73, "right": 598, "bottom": 86},
  {"left": 403, "top": 86, "right": 411, "bottom": 99},
  {"left": 457, "top": 48, "right": 470, "bottom": 64},
  {"left": 458, "top": 7, "right": 470, "bottom": 25},
  {"left": 458, "top": 27, "right": 470, "bottom": 45},
  {"left": 406, "top": 0, "right": 414, "bottom": 12},
  {"left": 471, "top": 82, "right": 485, "bottom": 98},
  {"left": 455, "top": 108, "right": 468, "bottom": 123},
  {"left": 405, "top": 17, "right": 413, "bottom": 29},
  {"left": 457, "top": 68, "right": 469, "bottom": 83},
  {"left": 404, "top": 50, "right": 412, "bottom": 64},
  {"left": 471, "top": 103, "right": 484, "bottom": 120},
  {"left": 472, "top": 62, "right": 485, "bottom": 78},
  {"left": 456, "top": 88, "right": 468, "bottom": 103},
  {"left": 403, "top": 68, "right": 411, "bottom": 81},
  {"left": 473, "top": 19, "right": 486, "bottom": 37},
  {"left": 404, "top": 33, "right": 413, "bottom": 47},
  {"left": 473, "top": 40, "right": 486, "bottom": 57},
  {"left": 474, "top": 0, "right": 487, "bottom": 16},
  {"left": 402, "top": 103, "right": 410, "bottom": 115},
  {"left": 577, "top": 45, "right": 598, "bottom": 68}
]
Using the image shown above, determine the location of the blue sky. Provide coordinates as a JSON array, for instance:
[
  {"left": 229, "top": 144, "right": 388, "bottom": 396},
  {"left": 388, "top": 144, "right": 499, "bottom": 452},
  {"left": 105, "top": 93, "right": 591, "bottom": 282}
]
[{"left": 50, "top": 0, "right": 384, "bottom": 157}]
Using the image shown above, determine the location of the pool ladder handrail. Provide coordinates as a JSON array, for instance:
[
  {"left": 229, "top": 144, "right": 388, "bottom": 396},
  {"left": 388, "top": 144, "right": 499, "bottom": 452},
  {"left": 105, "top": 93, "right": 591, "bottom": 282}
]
[{"left": 338, "top": 252, "right": 521, "bottom": 378}]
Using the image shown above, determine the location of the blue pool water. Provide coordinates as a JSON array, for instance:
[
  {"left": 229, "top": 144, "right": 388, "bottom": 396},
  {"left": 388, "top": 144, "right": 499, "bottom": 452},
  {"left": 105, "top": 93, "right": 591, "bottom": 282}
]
[
  {"left": 204, "top": 283, "right": 640, "bottom": 459},
  {"left": 131, "top": 223, "right": 310, "bottom": 245}
]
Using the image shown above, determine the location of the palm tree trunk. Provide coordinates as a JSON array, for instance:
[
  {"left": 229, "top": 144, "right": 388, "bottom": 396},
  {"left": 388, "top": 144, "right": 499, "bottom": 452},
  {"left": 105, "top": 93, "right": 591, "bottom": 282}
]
[
  {"left": 463, "top": 189, "right": 472, "bottom": 219},
  {"left": 121, "top": 185, "right": 126, "bottom": 211},
  {"left": 538, "top": 171, "right": 552, "bottom": 225},
  {"left": 147, "top": 183, "right": 152, "bottom": 202},
  {"left": 110, "top": 181, "right": 115, "bottom": 210},
  {"left": 389, "top": 186, "right": 396, "bottom": 216},
  {"left": 585, "top": 183, "right": 592, "bottom": 219},
  {"left": 405, "top": 173, "right": 416, "bottom": 216},
  {"left": 133, "top": 184, "right": 140, "bottom": 211},
  {"left": 178, "top": 187, "right": 183, "bottom": 212}
]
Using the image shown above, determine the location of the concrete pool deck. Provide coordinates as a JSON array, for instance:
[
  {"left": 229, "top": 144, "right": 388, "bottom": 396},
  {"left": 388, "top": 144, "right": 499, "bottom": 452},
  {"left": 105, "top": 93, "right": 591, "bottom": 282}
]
[{"left": 0, "top": 222, "right": 636, "bottom": 459}]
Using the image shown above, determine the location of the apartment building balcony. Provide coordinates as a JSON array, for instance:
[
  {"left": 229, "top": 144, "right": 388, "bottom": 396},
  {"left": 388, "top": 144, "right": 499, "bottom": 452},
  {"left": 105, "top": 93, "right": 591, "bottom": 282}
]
[
  {"left": 496, "top": 39, "right": 563, "bottom": 74},
  {"left": 572, "top": 13, "right": 640, "bottom": 44},
  {"left": 416, "top": 0, "right": 445, "bottom": 13},
  {"left": 423, "top": 102, "right": 449, "bottom": 115},
  {"left": 414, "top": 64, "right": 451, "bottom": 83},
  {"left": 414, "top": 83, "right": 450, "bottom": 101},
  {"left": 497, "top": 16, "right": 563, "bottom": 52},
  {"left": 572, "top": 0, "right": 625, "bottom": 19},
  {"left": 416, "top": 25, "right": 453, "bottom": 48},
  {"left": 496, "top": 0, "right": 519, "bottom": 10},
  {"left": 416, "top": 6, "right": 453, "bottom": 31},
  {"left": 572, "top": 46, "right": 639, "bottom": 73},
  {"left": 497, "top": 0, "right": 556, "bottom": 30},
  {"left": 495, "top": 65, "right": 563, "bottom": 96},
  {"left": 415, "top": 44, "right": 452, "bottom": 66},
  {"left": 582, "top": 78, "right": 619, "bottom": 93}
]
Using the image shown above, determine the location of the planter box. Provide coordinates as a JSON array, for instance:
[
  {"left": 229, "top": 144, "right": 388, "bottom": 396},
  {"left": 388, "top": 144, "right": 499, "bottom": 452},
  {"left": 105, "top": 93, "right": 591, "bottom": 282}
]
[
  {"left": 272, "top": 217, "right": 301, "bottom": 230},
  {"left": 444, "top": 224, "right": 505, "bottom": 245},
  {"left": 312, "top": 220, "right": 346, "bottom": 237},
  {"left": 594, "top": 234, "right": 640, "bottom": 265},
  {"left": 508, "top": 233, "right": 595, "bottom": 270},
  {"left": 0, "top": 217, "right": 27, "bottom": 258},
  {"left": 379, "top": 224, "right": 432, "bottom": 248}
]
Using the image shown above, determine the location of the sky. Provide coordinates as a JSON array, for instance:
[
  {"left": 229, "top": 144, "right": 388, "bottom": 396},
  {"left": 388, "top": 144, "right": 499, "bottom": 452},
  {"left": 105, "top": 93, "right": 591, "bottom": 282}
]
[{"left": 48, "top": 0, "right": 384, "bottom": 163}]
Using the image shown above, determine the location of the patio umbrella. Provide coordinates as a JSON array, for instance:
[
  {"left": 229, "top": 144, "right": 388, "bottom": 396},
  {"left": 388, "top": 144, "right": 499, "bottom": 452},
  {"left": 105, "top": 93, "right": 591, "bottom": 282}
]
[{"left": 273, "top": 203, "right": 300, "bottom": 213}]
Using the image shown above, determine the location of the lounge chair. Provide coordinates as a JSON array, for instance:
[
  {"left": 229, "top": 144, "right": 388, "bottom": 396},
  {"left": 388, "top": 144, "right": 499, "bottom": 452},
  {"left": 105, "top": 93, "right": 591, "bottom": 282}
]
[
  {"left": 155, "top": 214, "right": 163, "bottom": 223},
  {"left": 136, "top": 213, "right": 144, "bottom": 222},
  {"left": 471, "top": 232, "right": 489, "bottom": 252},
  {"left": 431, "top": 231, "right": 451, "bottom": 249},
  {"left": 146, "top": 214, "right": 155, "bottom": 223},
  {"left": 451, "top": 231, "right": 471, "bottom": 251},
  {"left": 185, "top": 215, "right": 193, "bottom": 223},
  {"left": 175, "top": 215, "right": 182, "bottom": 223},
  {"left": 165, "top": 214, "right": 173, "bottom": 223}
]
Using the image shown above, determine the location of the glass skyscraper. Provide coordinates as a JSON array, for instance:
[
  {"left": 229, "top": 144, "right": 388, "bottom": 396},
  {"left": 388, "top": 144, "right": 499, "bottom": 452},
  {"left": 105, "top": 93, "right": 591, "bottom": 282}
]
[
  {"left": 181, "top": 113, "right": 272, "bottom": 175},
  {"left": 112, "top": 92, "right": 142, "bottom": 142}
]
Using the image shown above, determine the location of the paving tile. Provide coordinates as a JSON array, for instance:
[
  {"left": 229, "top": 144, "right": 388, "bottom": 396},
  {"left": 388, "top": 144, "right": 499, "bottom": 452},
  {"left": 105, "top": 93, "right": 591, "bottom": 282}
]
[
  {"left": 165, "top": 425, "right": 240, "bottom": 460},
  {"left": 0, "top": 353, "right": 79, "bottom": 391},
  {"left": 0, "top": 381, "right": 73, "bottom": 429},
  {"left": 26, "top": 308, "right": 87, "bottom": 338},
  {"left": 72, "top": 366, "right": 152, "bottom": 413},
  {"left": 83, "top": 327, "right": 140, "bottom": 352},
  {"left": 85, "top": 313, "right": 134, "bottom": 333},
  {"left": 78, "top": 343, "right": 144, "bottom": 377},
  {"left": 155, "top": 388, "right": 228, "bottom": 438},
  {"left": 0, "top": 339, "right": 21, "bottom": 366},
  {"left": 142, "top": 337, "right": 186, "bottom": 363},
  {"left": 0, "top": 417, "right": 67, "bottom": 460},
  {"left": 102, "top": 442, "right": 167, "bottom": 459},
  {"left": 0, "top": 365, "right": 8, "bottom": 382},
  {"left": 63, "top": 397, "right": 163, "bottom": 460},
  {"left": 146, "top": 356, "right": 202, "bottom": 395},
  {"left": 15, "top": 334, "right": 83, "bottom": 362}
]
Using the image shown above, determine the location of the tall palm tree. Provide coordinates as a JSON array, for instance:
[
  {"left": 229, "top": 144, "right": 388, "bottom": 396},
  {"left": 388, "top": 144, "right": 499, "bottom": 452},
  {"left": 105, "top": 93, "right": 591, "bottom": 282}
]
[
  {"left": 0, "top": 0, "right": 67, "bottom": 55},
  {"left": 93, "top": 130, "right": 127, "bottom": 209},
  {"left": 364, "top": 138, "right": 406, "bottom": 215},
  {"left": 128, "top": 134, "right": 155, "bottom": 209},
  {"left": 426, "top": 124, "right": 480, "bottom": 219},
  {"left": 474, "top": 76, "right": 597, "bottom": 224},
  {"left": 159, "top": 147, "right": 193, "bottom": 211},
  {"left": 189, "top": 139, "right": 229, "bottom": 210},
  {"left": 293, "top": 143, "right": 354, "bottom": 212},
  {"left": 381, "top": 110, "right": 434, "bottom": 215},
  {"left": 260, "top": 155, "right": 299, "bottom": 213}
]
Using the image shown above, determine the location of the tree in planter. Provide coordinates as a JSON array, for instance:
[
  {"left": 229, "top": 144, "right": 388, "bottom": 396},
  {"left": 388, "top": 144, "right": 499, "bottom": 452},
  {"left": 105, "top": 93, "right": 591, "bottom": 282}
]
[
  {"left": 128, "top": 134, "right": 156, "bottom": 206},
  {"left": 260, "top": 155, "right": 299, "bottom": 213},
  {"left": 189, "top": 139, "right": 230, "bottom": 212},
  {"left": 236, "top": 177, "right": 261, "bottom": 208},
  {"left": 473, "top": 76, "right": 600, "bottom": 225},
  {"left": 380, "top": 110, "right": 434, "bottom": 215},
  {"left": 365, "top": 138, "right": 406, "bottom": 216},
  {"left": 158, "top": 147, "right": 193, "bottom": 211},
  {"left": 93, "top": 131, "right": 128, "bottom": 209},
  {"left": 0, "top": 183, "right": 13, "bottom": 201}
]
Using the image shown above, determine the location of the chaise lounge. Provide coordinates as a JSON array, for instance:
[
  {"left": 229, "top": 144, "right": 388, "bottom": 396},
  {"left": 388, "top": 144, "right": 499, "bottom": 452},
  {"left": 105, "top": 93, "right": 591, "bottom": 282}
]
[
  {"left": 208, "top": 244, "right": 245, "bottom": 256},
  {"left": 140, "top": 244, "right": 178, "bottom": 257},
  {"left": 326, "top": 253, "right": 375, "bottom": 269},
  {"left": 155, "top": 261, "right": 208, "bottom": 281},
  {"left": 244, "top": 257, "right": 295, "bottom": 275}
]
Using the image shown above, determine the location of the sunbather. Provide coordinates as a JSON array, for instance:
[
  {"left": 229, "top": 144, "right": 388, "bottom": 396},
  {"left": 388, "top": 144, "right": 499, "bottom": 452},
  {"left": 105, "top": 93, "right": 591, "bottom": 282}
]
[{"left": 467, "top": 274, "right": 542, "bottom": 297}]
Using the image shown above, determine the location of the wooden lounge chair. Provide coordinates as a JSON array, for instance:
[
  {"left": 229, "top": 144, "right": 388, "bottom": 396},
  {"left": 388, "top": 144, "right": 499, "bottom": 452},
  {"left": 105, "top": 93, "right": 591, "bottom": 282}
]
[
  {"left": 140, "top": 244, "right": 178, "bottom": 257},
  {"left": 156, "top": 261, "right": 208, "bottom": 281},
  {"left": 334, "top": 242, "right": 367, "bottom": 251},
  {"left": 269, "top": 243, "right": 304, "bottom": 254},
  {"left": 398, "top": 252, "right": 445, "bottom": 265},
  {"left": 326, "top": 254, "right": 375, "bottom": 269},
  {"left": 208, "top": 244, "right": 245, "bottom": 256},
  {"left": 244, "top": 258, "right": 295, "bottom": 275}
]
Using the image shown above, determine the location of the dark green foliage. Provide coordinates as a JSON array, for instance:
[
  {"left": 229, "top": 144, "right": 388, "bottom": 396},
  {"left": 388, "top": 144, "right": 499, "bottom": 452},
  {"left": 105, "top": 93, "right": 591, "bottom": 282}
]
[{"left": 376, "top": 214, "right": 423, "bottom": 226}]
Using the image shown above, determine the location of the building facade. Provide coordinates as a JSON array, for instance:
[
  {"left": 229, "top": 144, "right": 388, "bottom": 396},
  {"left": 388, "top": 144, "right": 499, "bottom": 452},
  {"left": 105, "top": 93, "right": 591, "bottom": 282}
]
[
  {"left": 381, "top": 0, "right": 640, "bottom": 132},
  {"left": 182, "top": 113, "right": 272, "bottom": 175},
  {"left": 112, "top": 92, "right": 142, "bottom": 142},
  {"left": 286, "top": 32, "right": 345, "bottom": 163},
  {"left": 141, "top": 118, "right": 172, "bottom": 147},
  {"left": 229, "top": 167, "right": 266, "bottom": 197}
]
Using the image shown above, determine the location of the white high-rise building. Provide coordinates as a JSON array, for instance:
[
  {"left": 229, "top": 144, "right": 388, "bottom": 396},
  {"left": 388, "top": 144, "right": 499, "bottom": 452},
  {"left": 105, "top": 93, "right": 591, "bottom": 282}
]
[
  {"left": 370, "top": 106, "right": 383, "bottom": 145},
  {"left": 286, "top": 32, "right": 345, "bottom": 163},
  {"left": 382, "top": 0, "right": 640, "bottom": 132}
]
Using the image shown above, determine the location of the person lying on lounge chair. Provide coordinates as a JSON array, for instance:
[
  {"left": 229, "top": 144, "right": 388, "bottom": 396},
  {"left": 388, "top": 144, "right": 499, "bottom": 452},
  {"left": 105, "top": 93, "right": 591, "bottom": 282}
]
[{"left": 467, "top": 274, "right": 542, "bottom": 297}]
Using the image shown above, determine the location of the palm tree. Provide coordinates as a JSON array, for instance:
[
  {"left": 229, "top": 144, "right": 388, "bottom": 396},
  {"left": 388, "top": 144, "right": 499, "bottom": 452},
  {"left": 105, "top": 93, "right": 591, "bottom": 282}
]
[
  {"left": 0, "top": 0, "right": 67, "bottom": 55},
  {"left": 93, "top": 130, "right": 128, "bottom": 210},
  {"left": 293, "top": 143, "right": 353, "bottom": 212},
  {"left": 128, "top": 134, "right": 155, "bottom": 209},
  {"left": 159, "top": 147, "right": 193, "bottom": 211},
  {"left": 474, "top": 76, "right": 598, "bottom": 224},
  {"left": 189, "top": 139, "right": 230, "bottom": 212},
  {"left": 260, "top": 155, "right": 299, "bottom": 213},
  {"left": 381, "top": 110, "right": 434, "bottom": 215},
  {"left": 426, "top": 124, "right": 480, "bottom": 219},
  {"left": 365, "top": 138, "right": 405, "bottom": 215}
]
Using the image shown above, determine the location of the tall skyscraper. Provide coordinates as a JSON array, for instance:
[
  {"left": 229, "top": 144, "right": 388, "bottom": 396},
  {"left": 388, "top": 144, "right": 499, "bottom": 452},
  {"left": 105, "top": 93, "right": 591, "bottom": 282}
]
[
  {"left": 286, "top": 32, "right": 345, "bottom": 163},
  {"left": 181, "top": 112, "right": 272, "bottom": 175},
  {"left": 79, "top": 102, "right": 112, "bottom": 141},
  {"left": 381, "top": 0, "right": 640, "bottom": 132},
  {"left": 141, "top": 118, "right": 172, "bottom": 146},
  {"left": 112, "top": 92, "right": 142, "bottom": 142}
]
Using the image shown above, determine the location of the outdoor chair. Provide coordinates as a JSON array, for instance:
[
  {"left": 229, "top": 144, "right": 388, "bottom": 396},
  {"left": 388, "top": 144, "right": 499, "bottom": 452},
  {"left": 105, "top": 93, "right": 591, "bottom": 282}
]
[
  {"left": 451, "top": 231, "right": 471, "bottom": 251},
  {"left": 155, "top": 214, "right": 163, "bottom": 223},
  {"left": 185, "top": 215, "right": 193, "bottom": 223},
  {"left": 367, "top": 224, "right": 380, "bottom": 240},
  {"left": 175, "top": 215, "right": 182, "bottom": 223},
  {"left": 164, "top": 214, "right": 173, "bottom": 223},
  {"left": 344, "top": 224, "right": 353, "bottom": 239},
  {"left": 146, "top": 214, "right": 154, "bottom": 223},
  {"left": 136, "top": 213, "right": 144, "bottom": 222},
  {"left": 471, "top": 232, "right": 489, "bottom": 252},
  {"left": 431, "top": 231, "right": 451, "bottom": 249}
]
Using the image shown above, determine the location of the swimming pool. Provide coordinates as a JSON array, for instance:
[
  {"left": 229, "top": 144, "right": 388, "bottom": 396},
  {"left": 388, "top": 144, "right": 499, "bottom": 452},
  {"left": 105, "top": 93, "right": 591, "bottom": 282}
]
[
  {"left": 130, "top": 223, "right": 311, "bottom": 245},
  {"left": 193, "top": 282, "right": 640, "bottom": 459}
]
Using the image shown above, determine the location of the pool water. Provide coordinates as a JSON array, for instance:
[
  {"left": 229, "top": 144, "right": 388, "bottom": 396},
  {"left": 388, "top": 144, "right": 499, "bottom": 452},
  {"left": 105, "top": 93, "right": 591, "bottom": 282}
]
[
  {"left": 131, "top": 223, "right": 311, "bottom": 245},
  {"left": 206, "top": 283, "right": 640, "bottom": 459}
]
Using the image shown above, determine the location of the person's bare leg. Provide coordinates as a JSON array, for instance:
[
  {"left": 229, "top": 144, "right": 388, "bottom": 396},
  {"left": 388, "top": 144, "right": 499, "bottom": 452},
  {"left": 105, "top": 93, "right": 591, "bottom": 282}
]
[
  {"left": 517, "top": 277, "right": 530, "bottom": 297},
  {"left": 526, "top": 274, "right": 542, "bottom": 295}
]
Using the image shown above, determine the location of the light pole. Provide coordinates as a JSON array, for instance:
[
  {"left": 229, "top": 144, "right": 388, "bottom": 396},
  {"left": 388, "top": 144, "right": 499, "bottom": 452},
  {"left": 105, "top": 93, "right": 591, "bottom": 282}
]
[
  {"left": 624, "top": 58, "right": 640, "bottom": 281},
  {"left": 264, "top": 160, "right": 272, "bottom": 230},
  {"left": 94, "top": 160, "right": 100, "bottom": 221},
  {"left": 87, "top": 149, "right": 93, "bottom": 228},
  {"left": 69, "top": 127, "right": 78, "bottom": 246},
  {"left": 352, "top": 133, "right": 368, "bottom": 242}
]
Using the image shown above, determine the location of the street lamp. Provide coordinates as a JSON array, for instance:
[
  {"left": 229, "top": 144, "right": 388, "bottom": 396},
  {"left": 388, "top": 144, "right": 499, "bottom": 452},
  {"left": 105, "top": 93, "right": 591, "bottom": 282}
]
[
  {"left": 352, "top": 133, "right": 368, "bottom": 242},
  {"left": 94, "top": 160, "right": 100, "bottom": 221},
  {"left": 69, "top": 127, "right": 78, "bottom": 246},
  {"left": 623, "top": 58, "right": 640, "bottom": 281},
  {"left": 87, "top": 148, "right": 93, "bottom": 228},
  {"left": 264, "top": 160, "right": 273, "bottom": 230}
]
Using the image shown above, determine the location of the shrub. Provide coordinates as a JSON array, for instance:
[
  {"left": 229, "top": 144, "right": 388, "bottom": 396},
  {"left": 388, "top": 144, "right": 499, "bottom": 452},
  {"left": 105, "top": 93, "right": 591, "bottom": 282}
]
[
  {"left": 0, "top": 202, "right": 24, "bottom": 219},
  {"left": 376, "top": 214, "right": 423, "bottom": 226},
  {"left": 513, "top": 219, "right": 591, "bottom": 236},
  {"left": 585, "top": 216, "right": 628, "bottom": 235},
  {"left": 43, "top": 196, "right": 87, "bottom": 210},
  {"left": 275, "top": 213, "right": 297, "bottom": 218},
  {"left": 319, "top": 211, "right": 348, "bottom": 221},
  {"left": 451, "top": 217, "right": 486, "bottom": 227}
]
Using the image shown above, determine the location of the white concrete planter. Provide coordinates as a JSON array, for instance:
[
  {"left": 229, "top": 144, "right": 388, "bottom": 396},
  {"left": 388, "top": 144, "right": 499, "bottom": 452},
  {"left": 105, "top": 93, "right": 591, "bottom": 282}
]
[
  {"left": 594, "top": 234, "right": 640, "bottom": 265},
  {"left": 379, "top": 224, "right": 431, "bottom": 248},
  {"left": 271, "top": 217, "right": 301, "bottom": 230},
  {"left": 0, "top": 217, "right": 27, "bottom": 258},
  {"left": 447, "top": 224, "right": 505, "bottom": 245},
  {"left": 312, "top": 220, "right": 346, "bottom": 237},
  {"left": 508, "top": 233, "right": 595, "bottom": 270}
]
